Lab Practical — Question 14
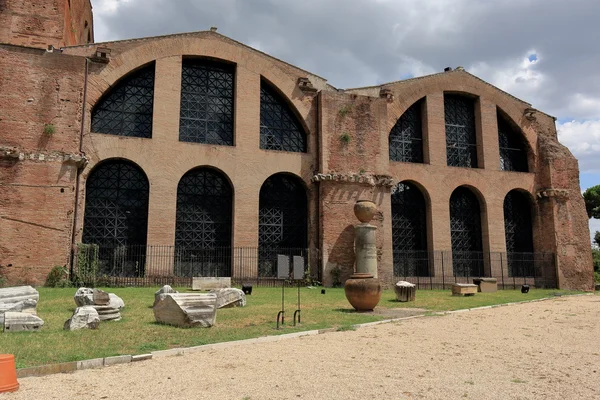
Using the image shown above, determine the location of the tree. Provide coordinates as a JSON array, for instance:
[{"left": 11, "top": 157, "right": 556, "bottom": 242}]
[
  {"left": 583, "top": 185, "right": 600, "bottom": 219},
  {"left": 595, "top": 231, "right": 600, "bottom": 249}
]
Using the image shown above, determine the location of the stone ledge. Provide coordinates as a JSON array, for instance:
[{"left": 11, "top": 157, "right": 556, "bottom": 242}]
[
  {"left": 17, "top": 361, "right": 77, "bottom": 378},
  {"left": 311, "top": 173, "right": 394, "bottom": 187},
  {"left": 103, "top": 355, "right": 132, "bottom": 366}
]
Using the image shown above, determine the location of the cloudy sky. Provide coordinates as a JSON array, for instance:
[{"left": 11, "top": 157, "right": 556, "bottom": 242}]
[{"left": 91, "top": 0, "right": 600, "bottom": 239}]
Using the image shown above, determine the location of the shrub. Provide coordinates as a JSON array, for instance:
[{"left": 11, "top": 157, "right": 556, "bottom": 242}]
[
  {"left": 45, "top": 265, "right": 72, "bottom": 288},
  {"left": 75, "top": 243, "right": 99, "bottom": 286},
  {"left": 43, "top": 124, "right": 56, "bottom": 135}
]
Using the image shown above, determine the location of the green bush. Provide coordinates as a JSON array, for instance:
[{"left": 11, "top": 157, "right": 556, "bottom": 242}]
[
  {"left": 75, "top": 243, "right": 99, "bottom": 286},
  {"left": 45, "top": 265, "right": 72, "bottom": 288},
  {"left": 592, "top": 248, "right": 600, "bottom": 282}
]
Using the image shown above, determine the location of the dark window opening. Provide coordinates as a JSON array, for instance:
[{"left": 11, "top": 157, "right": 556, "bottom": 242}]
[
  {"left": 179, "top": 59, "right": 234, "bottom": 145},
  {"left": 260, "top": 81, "right": 306, "bottom": 152},
  {"left": 504, "top": 190, "right": 534, "bottom": 276},
  {"left": 445, "top": 95, "right": 477, "bottom": 168},
  {"left": 389, "top": 100, "right": 423, "bottom": 163},
  {"left": 174, "top": 168, "right": 233, "bottom": 277},
  {"left": 258, "top": 174, "right": 307, "bottom": 277},
  {"left": 91, "top": 63, "right": 155, "bottom": 138},
  {"left": 450, "top": 187, "right": 483, "bottom": 276},
  {"left": 498, "top": 112, "right": 529, "bottom": 172},
  {"left": 82, "top": 160, "right": 149, "bottom": 276},
  {"left": 392, "top": 182, "right": 428, "bottom": 276}
]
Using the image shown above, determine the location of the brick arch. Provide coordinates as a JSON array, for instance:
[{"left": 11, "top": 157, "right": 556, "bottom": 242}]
[
  {"left": 177, "top": 164, "right": 236, "bottom": 198},
  {"left": 385, "top": 71, "right": 536, "bottom": 151},
  {"left": 449, "top": 183, "right": 488, "bottom": 214},
  {"left": 498, "top": 185, "right": 535, "bottom": 205},
  {"left": 85, "top": 35, "right": 311, "bottom": 126}
]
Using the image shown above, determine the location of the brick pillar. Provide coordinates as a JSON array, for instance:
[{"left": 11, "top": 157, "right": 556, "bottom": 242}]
[
  {"left": 231, "top": 67, "right": 261, "bottom": 278},
  {"left": 145, "top": 56, "right": 182, "bottom": 275},
  {"left": 425, "top": 93, "right": 446, "bottom": 166},
  {"left": 477, "top": 97, "right": 500, "bottom": 170}
]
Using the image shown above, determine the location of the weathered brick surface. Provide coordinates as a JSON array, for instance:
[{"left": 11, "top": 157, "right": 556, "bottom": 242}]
[
  {"left": 0, "top": 0, "right": 93, "bottom": 48},
  {"left": 0, "top": 44, "right": 83, "bottom": 285},
  {"left": 0, "top": 22, "right": 593, "bottom": 289}
]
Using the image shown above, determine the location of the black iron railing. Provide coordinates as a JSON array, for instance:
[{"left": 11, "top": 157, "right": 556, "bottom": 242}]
[
  {"left": 73, "top": 244, "right": 320, "bottom": 287},
  {"left": 392, "top": 250, "right": 556, "bottom": 289}
]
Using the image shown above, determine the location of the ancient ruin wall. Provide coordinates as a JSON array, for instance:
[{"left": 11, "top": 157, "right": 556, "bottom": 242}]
[{"left": 0, "top": 45, "right": 85, "bottom": 285}]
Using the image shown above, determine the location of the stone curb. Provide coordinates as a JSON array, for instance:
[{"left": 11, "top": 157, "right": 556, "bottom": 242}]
[{"left": 16, "top": 293, "right": 593, "bottom": 379}]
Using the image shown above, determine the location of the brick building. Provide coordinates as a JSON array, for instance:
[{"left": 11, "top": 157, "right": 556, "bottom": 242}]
[{"left": 0, "top": 0, "right": 593, "bottom": 290}]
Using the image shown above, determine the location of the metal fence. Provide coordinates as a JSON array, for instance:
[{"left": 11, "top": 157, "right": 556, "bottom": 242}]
[
  {"left": 73, "top": 244, "right": 320, "bottom": 287},
  {"left": 392, "top": 250, "right": 556, "bottom": 289}
]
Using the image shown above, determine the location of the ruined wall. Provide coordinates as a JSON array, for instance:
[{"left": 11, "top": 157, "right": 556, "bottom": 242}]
[
  {"left": 0, "top": 0, "right": 93, "bottom": 49},
  {"left": 0, "top": 44, "right": 85, "bottom": 285},
  {"left": 532, "top": 113, "right": 593, "bottom": 290}
]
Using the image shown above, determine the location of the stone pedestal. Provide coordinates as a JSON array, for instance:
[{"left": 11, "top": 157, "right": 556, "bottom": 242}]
[{"left": 354, "top": 224, "right": 378, "bottom": 278}]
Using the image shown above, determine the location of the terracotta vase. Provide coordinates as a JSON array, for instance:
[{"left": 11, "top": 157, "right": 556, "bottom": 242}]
[
  {"left": 353, "top": 200, "right": 377, "bottom": 223},
  {"left": 344, "top": 273, "right": 382, "bottom": 311}
]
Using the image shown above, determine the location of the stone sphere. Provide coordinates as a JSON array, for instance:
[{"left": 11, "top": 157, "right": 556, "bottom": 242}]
[{"left": 353, "top": 200, "right": 377, "bottom": 223}]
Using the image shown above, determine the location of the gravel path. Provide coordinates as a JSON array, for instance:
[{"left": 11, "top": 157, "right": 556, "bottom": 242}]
[{"left": 4, "top": 295, "right": 599, "bottom": 399}]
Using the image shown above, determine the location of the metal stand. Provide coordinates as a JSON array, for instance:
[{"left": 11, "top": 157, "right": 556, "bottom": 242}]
[
  {"left": 276, "top": 280, "right": 285, "bottom": 329},
  {"left": 293, "top": 282, "right": 301, "bottom": 326}
]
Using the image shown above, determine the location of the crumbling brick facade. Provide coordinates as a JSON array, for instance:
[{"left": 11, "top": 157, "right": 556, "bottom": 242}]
[{"left": 0, "top": 3, "right": 593, "bottom": 290}]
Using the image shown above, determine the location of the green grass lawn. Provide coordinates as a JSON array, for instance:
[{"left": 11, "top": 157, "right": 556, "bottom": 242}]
[{"left": 1, "top": 287, "right": 581, "bottom": 369}]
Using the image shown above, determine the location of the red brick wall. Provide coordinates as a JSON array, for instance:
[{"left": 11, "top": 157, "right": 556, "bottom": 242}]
[
  {"left": 0, "top": 44, "right": 84, "bottom": 285},
  {"left": 0, "top": 0, "right": 93, "bottom": 49}
]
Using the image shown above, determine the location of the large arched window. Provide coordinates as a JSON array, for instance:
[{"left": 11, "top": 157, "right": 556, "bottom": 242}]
[
  {"left": 82, "top": 159, "right": 150, "bottom": 276},
  {"left": 258, "top": 174, "right": 308, "bottom": 276},
  {"left": 498, "top": 112, "right": 529, "bottom": 172},
  {"left": 392, "top": 182, "right": 428, "bottom": 276},
  {"left": 179, "top": 59, "right": 234, "bottom": 145},
  {"left": 389, "top": 99, "right": 423, "bottom": 163},
  {"left": 174, "top": 167, "right": 233, "bottom": 277},
  {"left": 260, "top": 81, "right": 306, "bottom": 152},
  {"left": 504, "top": 190, "right": 534, "bottom": 276},
  {"left": 449, "top": 187, "right": 483, "bottom": 276},
  {"left": 91, "top": 63, "right": 155, "bottom": 138},
  {"left": 445, "top": 95, "right": 477, "bottom": 168}
]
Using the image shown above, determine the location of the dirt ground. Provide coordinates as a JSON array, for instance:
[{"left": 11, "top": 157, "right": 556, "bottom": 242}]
[{"left": 3, "top": 295, "right": 600, "bottom": 400}]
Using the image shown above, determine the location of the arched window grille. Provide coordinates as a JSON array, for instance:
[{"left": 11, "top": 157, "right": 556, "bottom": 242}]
[
  {"left": 260, "top": 81, "right": 306, "bottom": 152},
  {"left": 449, "top": 187, "right": 483, "bottom": 276},
  {"left": 498, "top": 112, "right": 529, "bottom": 172},
  {"left": 389, "top": 100, "right": 423, "bottom": 163},
  {"left": 445, "top": 95, "right": 477, "bottom": 168},
  {"left": 504, "top": 190, "right": 534, "bottom": 277},
  {"left": 258, "top": 174, "right": 308, "bottom": 277},
  {"left": 82, "top": 159, "right": 149, "bottom": 276},
  {"left": 391, "top": 182, "right": 428, "bottom": 277},
  {"left": 91, "top": 63, "right": 155, "bottom": 138},
  {"left": 174, "top": 168, "right": 233, "bottom": 277},
  {"left": 179, "top": 59, "right": 234, "bottom": 145}
]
